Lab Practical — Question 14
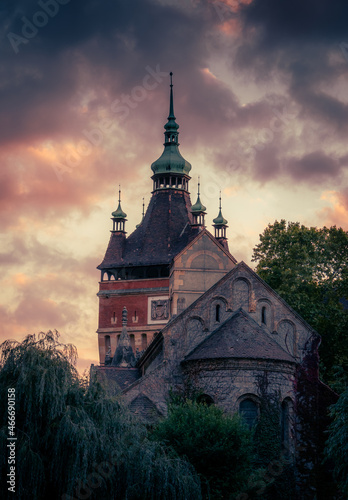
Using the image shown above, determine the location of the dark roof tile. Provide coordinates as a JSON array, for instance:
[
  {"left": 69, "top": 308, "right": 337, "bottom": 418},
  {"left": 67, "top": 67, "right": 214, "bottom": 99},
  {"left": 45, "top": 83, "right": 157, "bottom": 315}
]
[{"left": 184, "top": 309, "right": 295, "bottom": 363}]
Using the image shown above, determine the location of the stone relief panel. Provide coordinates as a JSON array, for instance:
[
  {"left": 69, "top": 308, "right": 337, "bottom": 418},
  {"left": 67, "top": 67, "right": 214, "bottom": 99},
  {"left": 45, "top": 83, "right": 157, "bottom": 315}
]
[
  {"left": 277, "top": 320, "right": 296, "bottom": 356},
  {"left": 232, "top": 278, "right": 250, "bottom": 311}
]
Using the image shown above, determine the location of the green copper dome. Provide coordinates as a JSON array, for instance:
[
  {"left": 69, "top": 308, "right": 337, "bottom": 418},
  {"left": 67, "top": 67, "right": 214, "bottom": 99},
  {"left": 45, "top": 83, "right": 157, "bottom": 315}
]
[
  {"left": 213, "top": 209, "right": 228, "bottom": 226},
  {"left": 191, "top": 181, "right": 206, "bottom": 213},
  {"left": 151, "top": 146, "right": 192, "bottom": 175},
  {"left": 213, "top": 194, "right": 228, "bottom": 226},
  {"left": 151, "top": 73, "right": 192, "bottom": 177},
  {"left": 112, "top": 189, "right": 127, "bottom": 219}
]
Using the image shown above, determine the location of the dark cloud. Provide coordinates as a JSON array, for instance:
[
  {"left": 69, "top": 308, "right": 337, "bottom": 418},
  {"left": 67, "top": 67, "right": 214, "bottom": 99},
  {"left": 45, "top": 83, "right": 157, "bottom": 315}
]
[
  {"left": 286, "top": 151, "right": 343, "bottom": 183},
  {"left": 241, "top": 0, "right": 348, "bottom": 44}
]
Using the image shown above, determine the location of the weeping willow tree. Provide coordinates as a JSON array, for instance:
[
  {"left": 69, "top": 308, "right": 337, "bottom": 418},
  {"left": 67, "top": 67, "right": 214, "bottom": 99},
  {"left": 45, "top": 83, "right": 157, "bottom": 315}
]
[{"left": 0, "top": 331, "right": 201, "bottom": 500}]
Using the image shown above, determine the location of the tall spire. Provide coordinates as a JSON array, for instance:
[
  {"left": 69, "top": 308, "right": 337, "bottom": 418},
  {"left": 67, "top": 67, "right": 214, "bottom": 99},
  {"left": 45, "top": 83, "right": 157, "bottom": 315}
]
[
  {"left": 136, "top": 198, "right": 145, "bottom": 228},
  {"left": 164, "top": 71, "right": 179, "bottom": 146},
  {"left": 151, "top": 73, "right": 192, "bottom": 191},
  {"left": 169, "top": 71, "right": 175, "bottom": 120}
]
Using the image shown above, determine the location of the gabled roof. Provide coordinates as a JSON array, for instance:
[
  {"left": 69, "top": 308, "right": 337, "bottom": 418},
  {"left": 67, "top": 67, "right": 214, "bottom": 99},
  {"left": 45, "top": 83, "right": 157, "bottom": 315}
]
[
  {"left": 172, "top": 227, "right": 237, "bottom": 265},
  {"left": 184, "top": 308, "right": 295, "bottom": 363},
  {"left": 163, "top": 261, "right": 319, "bottom": 338}
]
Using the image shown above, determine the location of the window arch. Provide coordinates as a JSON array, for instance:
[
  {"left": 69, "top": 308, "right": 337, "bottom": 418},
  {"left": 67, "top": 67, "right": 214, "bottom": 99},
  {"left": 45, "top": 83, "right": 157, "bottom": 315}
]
[{"left": 239, "top": 398, "right": 259, "bottom": 428}]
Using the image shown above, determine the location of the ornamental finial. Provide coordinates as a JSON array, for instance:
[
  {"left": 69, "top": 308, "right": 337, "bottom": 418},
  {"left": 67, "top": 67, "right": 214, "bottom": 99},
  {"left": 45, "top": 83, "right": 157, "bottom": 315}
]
[{"left": 122, "top": 306, "right": 128, "bottom": 326}]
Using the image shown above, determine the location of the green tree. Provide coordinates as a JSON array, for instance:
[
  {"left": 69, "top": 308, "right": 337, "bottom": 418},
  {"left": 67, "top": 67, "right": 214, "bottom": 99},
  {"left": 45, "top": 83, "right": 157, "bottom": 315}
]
[
  {"left": 151, "top": 399, "right": 253, "bottom": 499},
  {"left": 0, "top": 331, "right": 201, "bottom": 500},
  {"left": 325, "top": 386, "right": 348, "bottom": 496},
  {"left": 252, "top": 220, "right": 348, "bottom": 385}
]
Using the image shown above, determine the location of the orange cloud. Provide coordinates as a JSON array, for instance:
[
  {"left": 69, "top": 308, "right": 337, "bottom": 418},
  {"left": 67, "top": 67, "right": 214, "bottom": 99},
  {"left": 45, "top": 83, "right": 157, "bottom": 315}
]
[{"left": 318, "top": 190, "right": 348, "bottom": 229}]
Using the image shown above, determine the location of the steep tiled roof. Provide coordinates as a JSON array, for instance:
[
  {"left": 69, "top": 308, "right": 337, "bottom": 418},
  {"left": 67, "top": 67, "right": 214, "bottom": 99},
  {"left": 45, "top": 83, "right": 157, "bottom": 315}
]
[
  {"left": 98, "top": 189, "right": 200, "bottom": 269},
  {"left": 96, "top": 367, "right": 140, "bottom": 390},
  {"left": 184, "top": 309, "right": 296, "bottom": 363},
  {"left": 129, "top": 394, "right": 163, "bottom": 423}
]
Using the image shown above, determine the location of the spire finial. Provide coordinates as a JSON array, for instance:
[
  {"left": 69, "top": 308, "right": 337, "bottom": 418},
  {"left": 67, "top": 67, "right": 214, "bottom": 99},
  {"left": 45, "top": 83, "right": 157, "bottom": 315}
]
[
  {"left": 118, "top": 185, "right": 121, "bottom": 204},
  {"left": 219, "top": 190, "right": 222, "bottom": 211},
  {"left": 169, "top": 72, "right": 175, "bottom": 119},
  {"left": 122, "top": 306, "right": 128, "bottom": 326},
  {"left": 198, "top": 176, "right": 201, "bottom": 196},
  {"left": 142, "top": 198, "right": 145, "bottom": 218}
]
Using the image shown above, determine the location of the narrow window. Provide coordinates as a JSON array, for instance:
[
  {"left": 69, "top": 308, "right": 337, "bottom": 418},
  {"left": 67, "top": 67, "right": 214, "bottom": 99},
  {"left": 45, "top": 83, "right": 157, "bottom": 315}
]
[
  {"left": 117, "top": 334, "right": 120, "bottom": 346},
  {"left": 261, "top": 306, "right": 266, "bottom": 324},
  {"left": 240, "top": 399, "right": 258, "bottom": 429},
  {"left": 141, "top": 334, "right": 147, "bottom": 350},
  {"left": 105, "top": 335, "right": 111, "bottom": 351},
  {"left": 134, "top": 310, "right": 137, "bottom": 321},
  {"left": 129, "top": 334, "right": 135, "bottom": 353},
  {"left": 215, "top": 304, "right": 221, "bottom": 322}
]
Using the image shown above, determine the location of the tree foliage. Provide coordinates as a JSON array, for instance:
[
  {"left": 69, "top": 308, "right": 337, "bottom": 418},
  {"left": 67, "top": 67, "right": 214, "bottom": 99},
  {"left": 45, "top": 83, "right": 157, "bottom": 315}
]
[
  {"left": 325, "top": 386, "right": 348, "bottom": 497},
  {"left": 0, "top": 331, "right": 201, "bottom": 500},
  {"left": 252, "top": 220, "right": 348, "bottom": 384},
  {"left": 151, "top": 399, "right": 253, "bottom": 499}
]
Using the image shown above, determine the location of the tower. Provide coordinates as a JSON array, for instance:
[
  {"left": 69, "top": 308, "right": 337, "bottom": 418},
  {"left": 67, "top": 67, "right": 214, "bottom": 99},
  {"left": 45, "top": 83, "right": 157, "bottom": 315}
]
[{"left": 96, "top": 74, "right": 235, "bottom": 365}]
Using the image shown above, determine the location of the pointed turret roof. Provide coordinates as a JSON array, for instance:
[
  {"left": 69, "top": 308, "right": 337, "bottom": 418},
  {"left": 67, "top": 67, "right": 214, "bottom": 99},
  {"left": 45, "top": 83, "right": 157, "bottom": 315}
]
[
  {"left": 151, "top": 73, "right": 192, "bottom": 177},
  {"left": 213, "top": 193, "right": 228, "bottom": 226},
  {"left": 112, "top": 187, "right": 127, "bottom": 219},
  {"left": 191, "top": 179, "right": 206, "bottom": 213},
  {"left": 111, "top": 307, "right": 136, "bottom": 367}
]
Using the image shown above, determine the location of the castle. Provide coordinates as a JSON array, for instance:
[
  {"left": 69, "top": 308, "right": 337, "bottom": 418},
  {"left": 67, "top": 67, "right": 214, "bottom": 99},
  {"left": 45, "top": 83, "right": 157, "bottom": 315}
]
[{"left": 92, "top": 74, "right": 336, "bottom": 492}]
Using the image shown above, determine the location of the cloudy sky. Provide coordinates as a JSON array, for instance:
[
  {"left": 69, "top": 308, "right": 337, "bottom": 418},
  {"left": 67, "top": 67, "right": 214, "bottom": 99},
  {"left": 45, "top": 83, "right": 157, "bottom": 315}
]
[{"left": 1, "top": 0, "right": 348, "bottom": 372}]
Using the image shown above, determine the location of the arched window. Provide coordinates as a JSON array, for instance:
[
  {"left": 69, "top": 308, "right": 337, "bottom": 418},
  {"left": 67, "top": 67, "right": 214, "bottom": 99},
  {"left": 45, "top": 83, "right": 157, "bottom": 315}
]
[
  {"left": 240, "top": 398, "right": 258, "bottom": 428},
  {"left": 215, "top": 304, "right": 221, "bottom": 322},
  {"left": 261, "top": 306, "right": 266, "bottom": 324},
  {"left": 197, "top": 394, "right": 214, "bottom": 406}
]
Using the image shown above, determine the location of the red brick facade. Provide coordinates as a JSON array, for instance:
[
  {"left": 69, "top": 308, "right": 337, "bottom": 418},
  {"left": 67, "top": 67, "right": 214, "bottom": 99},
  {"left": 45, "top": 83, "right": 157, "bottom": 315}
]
[{"left": 97, "top": 278, "right": 169, "bottom": 364}]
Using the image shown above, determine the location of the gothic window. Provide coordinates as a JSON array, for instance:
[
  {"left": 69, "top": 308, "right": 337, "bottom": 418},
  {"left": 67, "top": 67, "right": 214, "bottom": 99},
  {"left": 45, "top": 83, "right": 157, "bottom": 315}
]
[
  {"left": 239, "top": 398, "right": 259, "bottom": 428},
  {"left": 141, "top": 334, "right": 147, "bottom": 350},
  {"left": 215, "top": 304, "right": 221, "bottom": 322}
]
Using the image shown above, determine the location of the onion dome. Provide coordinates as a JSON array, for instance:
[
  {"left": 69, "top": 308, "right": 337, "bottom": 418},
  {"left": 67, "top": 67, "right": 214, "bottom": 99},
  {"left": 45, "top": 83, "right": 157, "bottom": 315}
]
[
  {"left": 111, "top": 187, "right": 127, "bottom": 232},
  {"left": 191, "top": 179, "right": 206, "bottom": 227}
]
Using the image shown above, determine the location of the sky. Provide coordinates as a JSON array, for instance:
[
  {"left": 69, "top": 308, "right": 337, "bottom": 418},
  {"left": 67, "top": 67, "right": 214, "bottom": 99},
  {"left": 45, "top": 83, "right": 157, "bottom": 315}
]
[{"left": 1, "top": 0, "right": 348, "bottom": 373}]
